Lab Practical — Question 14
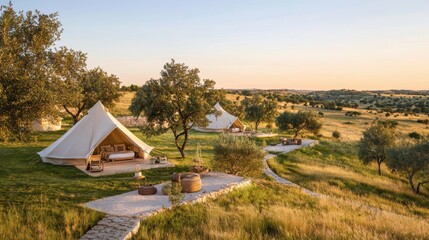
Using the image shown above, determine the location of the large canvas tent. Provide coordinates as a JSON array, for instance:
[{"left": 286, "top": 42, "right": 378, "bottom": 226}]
[
  {"left": 38, "top": 101, "right": 153, "bottom": 165},
  {"left": 194, "top": 102, "right": 246, "bottom": 133}
]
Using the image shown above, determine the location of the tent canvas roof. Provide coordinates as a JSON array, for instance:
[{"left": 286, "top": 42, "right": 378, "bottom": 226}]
[
  {"left": 38, "top": 101, "right": 153, "bottom": 162},
  {"left": 197, "top": 103, "right": 245, "bottom": 131}
]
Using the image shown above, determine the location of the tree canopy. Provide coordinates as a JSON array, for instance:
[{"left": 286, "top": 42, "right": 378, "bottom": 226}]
[
  {"left": 386, "top": 141, "right": 429, "bottom": 194},
  {"left": 130, "top": 59, "right": 219, "bottom": 157},
  {"left": 358, "top": 120, "right": 397, "bottom": 175},
  {"left": 242, "top": 95, "right": 278, "bottom": 130},
  {"left": 0, "top": 3, "right": 122, "bottom": 140},
  {"left": 61, "top": 67, "right": 122, "bottom": 124},
  {"left": 276, "top": 110, "right": 322, "bottom": 138},
  {"left": 0, "top": 4, "right": 68, "bottom": 141}
]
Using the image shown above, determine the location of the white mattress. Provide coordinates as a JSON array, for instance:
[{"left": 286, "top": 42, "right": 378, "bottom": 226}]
[{"left": 107, "top": 151, "right": 135, "bottom": 161}]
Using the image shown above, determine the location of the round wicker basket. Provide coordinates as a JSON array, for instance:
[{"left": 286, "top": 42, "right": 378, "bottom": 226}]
[
  {"left": 138, "top": 185, "right": 157, "bottom": 195},
  {"left": 180, "top": 172, "right": 201, "bottom": 193}
]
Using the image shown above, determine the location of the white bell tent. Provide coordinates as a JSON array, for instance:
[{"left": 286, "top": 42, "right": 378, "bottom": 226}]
[
  {"left": 194, "top": 102, "right": 246, "bottom": 133},
  {"left": 38, "top": 101, "right": 153, "bottom": 165}
]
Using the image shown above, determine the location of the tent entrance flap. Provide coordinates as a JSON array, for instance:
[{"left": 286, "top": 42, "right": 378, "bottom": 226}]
[{"left": 97, "top": 128, "right": 134, "bottom": 147}]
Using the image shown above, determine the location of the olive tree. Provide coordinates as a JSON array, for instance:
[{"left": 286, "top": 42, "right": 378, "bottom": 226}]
[
  {"left": 213, "top": 134, "right": 264, "bottom": 177},
  {"left": 130, "top": 59, "right": 218, "bottom": 158},
  {"left": 242, "top": 95, "right": 278, "bottom": 130},
  {"left": 61, "top": 67, "right": 122, "bottom": 124},
  {"left": 276, "top": 110, "right": 322, "bottom": 138},
  {"left": 0, "top": 4, "right": 80, "bottom": 141},
  {"left": 387, "top": 141, "right": 429, "bottom": 194},
  {"left": 358, "top": 120, "right": 396, "bottom": 175}
]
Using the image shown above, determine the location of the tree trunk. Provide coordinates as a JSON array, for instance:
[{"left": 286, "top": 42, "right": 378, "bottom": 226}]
[
  {"left": 408, "top": 174, "right": 417, "bottom": 194},
  {"left": 416, "top": 180, "right": 429, "bottom": 194},
  {"left": 377, "top": 160, "right": 382, "bottom": 175},
  {"left": 294, "top": 130, "right": 299, "bottom": 138},
  {"left": 174, "top": 136, "right": 185, "bottom": 158},
  {"left": 72, "top": 115, "right": 79, "bottom": 124},
  {"left": 255, "top": 120, "right": 260, "bottom": 131},
  {"left": 173, "top": 129, "right": 188, "bottom": 158},
  {"left": 64, "top": 104, "right": 84, "bottom": 125}
]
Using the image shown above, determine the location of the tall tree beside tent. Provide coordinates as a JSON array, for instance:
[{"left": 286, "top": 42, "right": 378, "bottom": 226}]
[
  {"left": 358, "top": 120, "right": 396, "bottom": 175},
  {"left": 61, "top": 67, "right": 122, "bottom": 124},
  {"left": 242, "top": 95, "right": 278, "bottom": 131},
  {"left": 130, "top": 59, "right": 218, "bottom": 158},
  {"left": 0, "top": 4, "right": 80, "bottom": 141}
]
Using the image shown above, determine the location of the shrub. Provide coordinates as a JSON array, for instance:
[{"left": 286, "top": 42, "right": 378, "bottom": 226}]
[
  {"left": 261, "top": 139, "right": 267, "bottom": 148},
  {"left": 213, "top": 134, "right": 264, "bottom": 177},
  {"left": 417, "top": 119, "right": 429, "bottom": 125},
  {"left": 409, "top": 132, "right": 422, "bottom": 140},
  {"left": 345, "top": 111, "right": 361, "bottom": 117},
  {"left": 318, "top": 112, "right": 324, "bottom": 117},
  {"left": 168, "top": 182, "right": 184, "bottom": 207},
  {"left": 332, "top": 130, "right": 341, "bottom": 139}
]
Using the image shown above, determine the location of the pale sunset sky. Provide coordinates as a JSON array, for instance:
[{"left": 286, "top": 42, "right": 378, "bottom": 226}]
[{"left": 5, "top": 1, "right": 429, "bottom": 90}]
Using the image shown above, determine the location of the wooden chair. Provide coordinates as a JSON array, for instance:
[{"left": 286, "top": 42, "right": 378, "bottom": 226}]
[{"left": 89, "top": 155, "right": 104, "bottom": 172}]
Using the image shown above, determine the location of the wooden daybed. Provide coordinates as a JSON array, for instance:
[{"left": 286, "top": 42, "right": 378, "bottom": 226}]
[{"left": 99, "top": 144, "right": 136, "bottom": 162}]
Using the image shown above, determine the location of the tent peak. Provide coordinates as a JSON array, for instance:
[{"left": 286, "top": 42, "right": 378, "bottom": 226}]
[{"left": 89, "top": 101, "right": 109, "bottom": 113}]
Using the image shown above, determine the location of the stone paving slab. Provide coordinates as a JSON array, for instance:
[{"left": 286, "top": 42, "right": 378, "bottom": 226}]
[
  {"left": 80, "top": 172, "right": 251, "bottom": 240},
  {"left": 85, "top": 172, "right": 247, "bottom": 217},
  {"left": 80, "top": 216, "right": 140, "bottom": 240},
  {"left": 264, "top": 139, "right": 318, "bottom": 153}
]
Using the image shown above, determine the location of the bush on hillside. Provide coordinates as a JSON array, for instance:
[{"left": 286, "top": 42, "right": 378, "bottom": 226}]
[
  {"left": 409, "top": 132, "right": 422, "bottom": 140},
  {"left": 345, "top": 111, "right": 361, "bottom": 117},
  {"left": 332, "top": 130, "right": 341, "bottom": 139},
  {"left": 213, "top": 134, "right": 264, "bottom": 177}
]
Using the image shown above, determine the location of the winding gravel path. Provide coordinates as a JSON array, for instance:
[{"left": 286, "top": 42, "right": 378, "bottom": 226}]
[
  {"left": 263, "top": 141, "right": 321, "bottom": 197},
  {"left": 262, "top": 140, "right": 417, "bottom": 221}
]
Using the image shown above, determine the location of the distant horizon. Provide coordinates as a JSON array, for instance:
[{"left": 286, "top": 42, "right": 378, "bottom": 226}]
[
  {"left": 6, "top": 1, "right": 429, "bottom": 90},
  {"left": 220, "top": 88, "right": 429, "bottom": 91}
]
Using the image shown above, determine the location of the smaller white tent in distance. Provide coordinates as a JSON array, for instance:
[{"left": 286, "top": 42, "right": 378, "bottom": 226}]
[
  {"left": 38, "top": 101, "right": 153, "bottom": 165},
  {"left": 194, "top": 102, "right": 246, "bottom": 133}
]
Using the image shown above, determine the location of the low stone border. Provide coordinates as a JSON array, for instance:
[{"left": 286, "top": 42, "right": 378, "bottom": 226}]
[
  {"left": 80, "top": 215, "right": 140, "bottom": 240},
  {"left": 80, "top": 178, "right": 251, "bottom": 240}
]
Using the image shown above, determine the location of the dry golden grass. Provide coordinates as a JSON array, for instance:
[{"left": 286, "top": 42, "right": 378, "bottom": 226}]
[
  {"left": 110, "top": 91, "right": 136, "bottom": 116},
  {"left": 135, "top": 182, "right": 429, "bottom": 240},
  {"left": 291, "top": 105, "right": 429, "bottom": 141},
  {"left": 268, "top": 140, "right": 429, "bottom": 222}
]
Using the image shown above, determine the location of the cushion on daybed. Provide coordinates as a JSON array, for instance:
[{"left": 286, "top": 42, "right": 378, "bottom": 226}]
[{"left": 114, "top": 144, "right": 126, "bottom": 151}]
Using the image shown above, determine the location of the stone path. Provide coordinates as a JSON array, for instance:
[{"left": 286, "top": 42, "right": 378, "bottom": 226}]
[
  {"left": 80, "top": 172, "right": 251, "bottom": 240},
  {"left": 263, "top": 141, "right": 321, "bottom": 197},
  {"left": 80, "top": 216, "right": 140, "bottom": 240},
  {"left": 263, "top": 141, "right": 414, "bottom": 219}
]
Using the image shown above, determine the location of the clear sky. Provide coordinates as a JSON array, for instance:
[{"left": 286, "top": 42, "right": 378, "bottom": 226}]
[{"left": 4, "top": 1, "right": 429, "bottom": 90}]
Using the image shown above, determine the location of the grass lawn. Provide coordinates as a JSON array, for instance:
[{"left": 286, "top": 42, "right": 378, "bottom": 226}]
[{"left": 0, "top": 128, "right": 215, "bottom": 239}]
